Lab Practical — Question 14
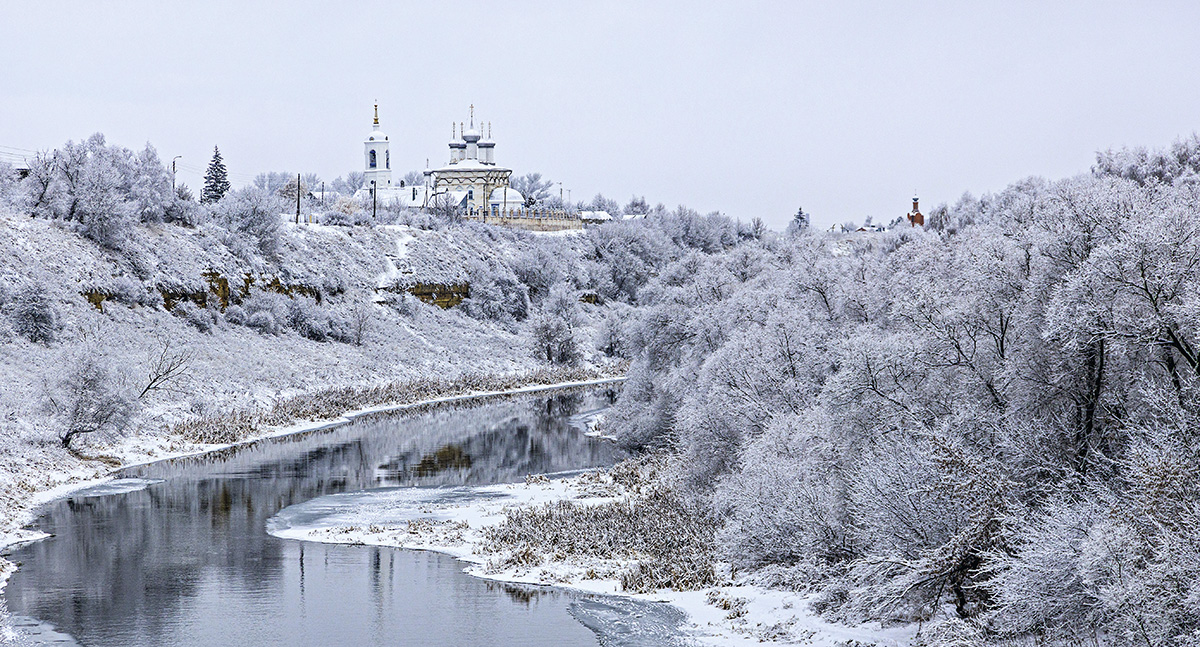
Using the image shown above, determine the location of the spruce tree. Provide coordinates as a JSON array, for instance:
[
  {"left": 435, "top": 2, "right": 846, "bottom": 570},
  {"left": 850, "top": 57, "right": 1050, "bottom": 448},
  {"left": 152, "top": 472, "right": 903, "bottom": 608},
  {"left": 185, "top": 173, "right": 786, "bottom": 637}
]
[{"left": 201, "top": 146, "right": 230, "bottom": 203}]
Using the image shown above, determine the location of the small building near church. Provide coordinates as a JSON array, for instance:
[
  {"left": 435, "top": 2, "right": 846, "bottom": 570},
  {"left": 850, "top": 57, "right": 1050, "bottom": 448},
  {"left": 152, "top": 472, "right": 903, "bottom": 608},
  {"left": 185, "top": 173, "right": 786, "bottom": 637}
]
[
  {"left": 906, "top": 196, "right": 924, "bottom": 227},
  {"left": 579, "top": 210, "right": 613, "bottom": 225}
]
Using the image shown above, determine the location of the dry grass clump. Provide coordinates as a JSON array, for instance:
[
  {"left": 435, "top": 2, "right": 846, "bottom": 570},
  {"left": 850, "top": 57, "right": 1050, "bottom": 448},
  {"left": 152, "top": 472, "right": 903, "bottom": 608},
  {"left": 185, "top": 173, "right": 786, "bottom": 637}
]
[
  {"left": 483, "top": 461, "right": 719, "bottom": 593},
  {"left": 171, "top": 364, "right": 624, "bottom": 445}
]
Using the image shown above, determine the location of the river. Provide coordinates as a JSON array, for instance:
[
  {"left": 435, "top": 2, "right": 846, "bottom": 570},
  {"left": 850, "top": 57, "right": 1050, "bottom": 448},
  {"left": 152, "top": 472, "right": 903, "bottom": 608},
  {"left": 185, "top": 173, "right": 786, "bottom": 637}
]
[{"left": 2, "top": 387, "right": 688, "bottom": 646}]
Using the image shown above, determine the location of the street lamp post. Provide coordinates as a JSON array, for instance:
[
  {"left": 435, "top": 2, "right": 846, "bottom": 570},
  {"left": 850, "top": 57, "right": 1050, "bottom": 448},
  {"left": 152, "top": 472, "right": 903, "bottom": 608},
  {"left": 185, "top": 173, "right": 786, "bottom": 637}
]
[{"left": 171, "top": 156, "right": 181, "bottom": 193}]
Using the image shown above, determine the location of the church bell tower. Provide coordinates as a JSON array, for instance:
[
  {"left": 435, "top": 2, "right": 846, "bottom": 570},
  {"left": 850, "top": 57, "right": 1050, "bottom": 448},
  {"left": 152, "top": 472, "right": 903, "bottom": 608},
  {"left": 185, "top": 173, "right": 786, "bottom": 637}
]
[{"left": 363, "top": 103, "right": 392, "bottom": 194}]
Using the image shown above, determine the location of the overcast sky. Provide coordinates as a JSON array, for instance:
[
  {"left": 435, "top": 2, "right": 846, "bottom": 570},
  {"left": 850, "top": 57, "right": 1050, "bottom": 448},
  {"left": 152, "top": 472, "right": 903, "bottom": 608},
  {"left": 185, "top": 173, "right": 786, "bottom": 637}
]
[{"left": 3, "top": 1, "right": 1199, "bottom": 229}]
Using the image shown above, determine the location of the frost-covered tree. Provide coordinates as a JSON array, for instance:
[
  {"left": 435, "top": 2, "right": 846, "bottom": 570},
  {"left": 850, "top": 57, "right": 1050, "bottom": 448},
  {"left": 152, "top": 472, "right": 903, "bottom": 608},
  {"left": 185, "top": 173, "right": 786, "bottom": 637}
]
[
  {"left": 46, "top": 350, "right": 137, "bottom": 449},
  {"left": 129, "top": 143, "right": 174, "bottom": 223},
  {"left": 276, "top": 175, "right": 307, "bottom": 204},
  {"left": 588, "top": 193, "right": 621, "bottom": 216},
  {"left": 71, "top": 136, "right": 136, "bottom": 249},
  {"left": 400, "top": 170, "right": 424, "bottom": 187},
  {"left": 7, "top": 283, "right": 59, "bottom": 344},
  {"left": 253, "top": 171, "right": 291, "bottom": 195},
  {"left": 785, "top": 206, "right": 809, "bottom": 235},
  {"left": 0, "top": 161, "right": 18, "bottom": 205},
  {"left": 460, "top": 260, "right": 530, "bottom": 328},
  {"left": 624, "top": 195, "right": 650, "bottom": 216},
  {"left": 1093, "top": 133, "right": 1200, "bottom": 185},
  {"left": 530, "top": 282, "right": 582, "bottom": 365},
  {"left": 596, "top": 140, "right": 1200, "bottom": 643},
  {"left": 201, "top": 146, "right": 230, "bottom": 203},
  {"left": 213, "top": 187, "right": 283, "bottom": 258},
  {"left": 19, "top": 151, "right": 57, "bottom": 218},
  {"left": 510, "top": 172, "right": 554, "bottom": 206},
  {"left": 330, "top": 172, "right": 365, "bottom": 196},
  {"left": 427, "top": 191, "right": 464, "bottom": 224}
]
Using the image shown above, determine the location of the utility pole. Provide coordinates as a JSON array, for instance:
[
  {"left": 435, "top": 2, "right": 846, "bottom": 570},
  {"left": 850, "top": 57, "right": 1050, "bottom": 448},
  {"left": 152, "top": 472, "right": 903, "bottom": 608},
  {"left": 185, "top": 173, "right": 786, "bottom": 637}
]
[
  {"left": 371, "top": 180, "right": 377, "bottom": 220},
  {"left": 321, "top": 181, "right": 325, "bottom": 206},
  {"left": 295, "top": 173, "right": 300, "bottom": 224},
  {"left": 171, "top": 156, "right": 181, "bottom": 192}
]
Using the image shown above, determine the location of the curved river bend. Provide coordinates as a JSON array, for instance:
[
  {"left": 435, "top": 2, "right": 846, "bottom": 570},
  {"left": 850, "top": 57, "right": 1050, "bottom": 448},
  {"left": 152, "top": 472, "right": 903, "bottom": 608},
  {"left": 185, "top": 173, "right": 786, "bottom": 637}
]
[{"left": 3, "top": 387, "right": 687, "bottom": 646}]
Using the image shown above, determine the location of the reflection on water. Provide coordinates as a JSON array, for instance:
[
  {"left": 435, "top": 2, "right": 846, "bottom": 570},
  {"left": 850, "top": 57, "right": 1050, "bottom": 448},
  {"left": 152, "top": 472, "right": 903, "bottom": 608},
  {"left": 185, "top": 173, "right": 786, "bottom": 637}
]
[{"left": 2, "top": 388, "right": 686, "bottom": 647}]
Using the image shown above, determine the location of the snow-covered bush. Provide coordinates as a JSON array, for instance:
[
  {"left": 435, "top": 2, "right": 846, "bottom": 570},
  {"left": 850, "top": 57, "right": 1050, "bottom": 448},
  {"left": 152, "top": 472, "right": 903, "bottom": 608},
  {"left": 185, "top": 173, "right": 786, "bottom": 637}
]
[
  {"left": 483, "top": 458, "right": 720, "bottom": 593},
  {"left": 241, "top": 291, "right": 288, "bottom": 334},
  {"left": 716, "top": 412, "right": 849, "bottom": 579},
  {"left": 594, "top": 304, "right": 632, "bottom": 357},
  {"left": 319, "top": 210, "right": 355, "bottom": 227},
  {"left": 338, "top": 301, "right": 374, "bottom": 346},
  {"left": 246, "top": 310, "right": 280, "bottom": 335},
  {"left": 261, "top": 295, "right": 350, "bottom": 343},
  {"left": 212, "top": 187, "right": 284, "bottom": 259},
  {"left": 460, "top": 260, "right": 529, "bottom": 328},
  {"left": 173, "top": 301, "right": 216, "bottom": 333},
  {"left": 510, "top": 242, "right": 569, "bottom": 304},
  {"left": 529, "top": 282, "right": 582, "bottom": 365},
  {"left": 0, "top": 162, "right": 18, "bottom": 205},
  {"left": 103, "top": 275, "right": 157, "bottom": 307},
  {"left": 223, "top": 304, "right": 247, "bottom": 326},
  {"left": 45, "top": 350, "right": 137, "bottom": 448},
  {"left": 286, "top": 296, "right": 332, "bottom": 342},
  {"left": 7, "top": 283, "right": 60, "bottom": 344}
]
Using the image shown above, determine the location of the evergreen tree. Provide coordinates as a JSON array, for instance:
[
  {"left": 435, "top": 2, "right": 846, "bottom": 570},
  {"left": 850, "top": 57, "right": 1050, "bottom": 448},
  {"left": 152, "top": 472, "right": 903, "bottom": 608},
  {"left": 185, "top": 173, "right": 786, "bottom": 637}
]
[
  {"left": 201, "top": 146, "right": 230, "bottom": 203},
  {"left": 786, "top": 206, "right": 810, "bottom": 236}
]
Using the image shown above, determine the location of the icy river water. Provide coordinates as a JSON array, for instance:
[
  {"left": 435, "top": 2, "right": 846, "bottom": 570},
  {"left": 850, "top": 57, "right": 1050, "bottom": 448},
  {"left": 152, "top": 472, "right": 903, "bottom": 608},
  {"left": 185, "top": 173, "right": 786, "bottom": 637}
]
[{"left": 4, "top": 387, "right": 689, "bottom": 646}]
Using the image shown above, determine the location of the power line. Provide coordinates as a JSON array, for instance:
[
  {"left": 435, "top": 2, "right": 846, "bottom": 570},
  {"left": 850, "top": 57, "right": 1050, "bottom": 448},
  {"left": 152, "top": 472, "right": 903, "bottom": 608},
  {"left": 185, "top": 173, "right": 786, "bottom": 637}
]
[{"left": 0, "top": 143, "right": 39, "bottom": 154}]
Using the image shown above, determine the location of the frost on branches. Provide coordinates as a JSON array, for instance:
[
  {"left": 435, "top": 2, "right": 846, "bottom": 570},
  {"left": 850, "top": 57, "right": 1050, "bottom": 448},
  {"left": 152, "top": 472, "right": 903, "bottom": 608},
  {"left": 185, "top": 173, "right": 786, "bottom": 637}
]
[{"left": 607, "top": 140, "right": 1200, "bottom": 644}]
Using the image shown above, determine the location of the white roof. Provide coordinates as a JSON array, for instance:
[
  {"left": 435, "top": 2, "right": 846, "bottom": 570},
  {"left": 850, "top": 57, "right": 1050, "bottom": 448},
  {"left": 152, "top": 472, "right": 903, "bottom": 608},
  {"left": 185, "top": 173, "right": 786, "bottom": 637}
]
[
  {"left": 366, "top": 128, "right": 388, "bottom": 142},
  {"left": 579, "top": 210, "right": 612, "bottom": 221},
  {"left": 353, "top": 184, "right": 431, "bottom": 208},
  {"left": 432, "top": 159, "right": 508, "bottom": 172},
  {"left": 489, "top": 187, "right": 525, "bottom": 205}
]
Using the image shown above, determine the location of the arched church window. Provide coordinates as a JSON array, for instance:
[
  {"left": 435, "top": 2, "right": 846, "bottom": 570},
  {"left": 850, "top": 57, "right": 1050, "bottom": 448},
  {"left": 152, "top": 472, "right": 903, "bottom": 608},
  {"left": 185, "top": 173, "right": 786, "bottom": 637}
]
[
  {"left": 369, "top": 150, "right": 377, "bottom": 169},
  {"left": 386, "top": 150, "right": 390, "bottom": 169},
  {"left": 468, "top": 189, "right": 474, "bottom": 201}
]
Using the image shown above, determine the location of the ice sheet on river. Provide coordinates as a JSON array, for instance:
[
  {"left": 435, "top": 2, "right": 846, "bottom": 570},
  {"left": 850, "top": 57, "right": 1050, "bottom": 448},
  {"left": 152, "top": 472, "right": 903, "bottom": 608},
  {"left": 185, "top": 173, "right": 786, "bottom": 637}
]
[
  {"left": 67, "top": 479, "right": 163, "bottom": 499},
  {"left": 267, "top": 481, "right": 694, "bottom": 647},
  {"left": 267, "top": 484, "right": 513, "bottom": 536}
]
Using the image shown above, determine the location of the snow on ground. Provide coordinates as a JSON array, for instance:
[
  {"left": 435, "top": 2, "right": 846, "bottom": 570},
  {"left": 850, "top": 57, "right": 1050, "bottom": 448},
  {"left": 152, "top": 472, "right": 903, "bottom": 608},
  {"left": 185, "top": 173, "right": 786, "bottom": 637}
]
[
  {"left": 0, "top": 210, "right": 567, "bottom": 555},
  {"left": 266, "top": 470, "right": 918, "bottom": 647}
]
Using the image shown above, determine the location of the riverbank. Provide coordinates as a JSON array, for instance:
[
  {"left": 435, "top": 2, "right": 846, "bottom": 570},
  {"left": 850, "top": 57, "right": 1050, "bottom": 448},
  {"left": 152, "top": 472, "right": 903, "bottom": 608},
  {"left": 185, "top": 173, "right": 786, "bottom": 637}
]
[
  {"left": 0, "top": 367, "right": 625, "bottom": 558},
  {"left": 266, "top": 460, "right": 918, "bottom": 647}
]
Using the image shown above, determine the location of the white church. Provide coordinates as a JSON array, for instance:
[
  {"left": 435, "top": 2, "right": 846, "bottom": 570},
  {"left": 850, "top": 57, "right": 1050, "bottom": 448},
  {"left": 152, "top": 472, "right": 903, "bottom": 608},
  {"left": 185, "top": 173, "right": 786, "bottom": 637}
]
[{"left": 353, "top": 104, "right": 541, "bottom": 219}]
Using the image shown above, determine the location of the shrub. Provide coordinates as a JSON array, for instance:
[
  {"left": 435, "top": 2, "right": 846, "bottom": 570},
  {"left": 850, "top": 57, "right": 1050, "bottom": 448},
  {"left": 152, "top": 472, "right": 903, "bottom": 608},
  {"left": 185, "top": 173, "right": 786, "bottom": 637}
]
[
  {"left": 286, "top": 297, "right": 332, "bottom": 342},
  {"left": 8, "top": 283, "right": 60, "bottom": 344},
  {"left": 460, "top": 261, "right": 530, "bottom": 327},
  {"left": 482, "top": 461, "right": 719, "bottom": 593},
  {"left": 223, "top": 304, "right": 247, "bottom": 326},
  {"left": 173, "top": 301, "right": 215, "bottom": 333},
  {"left": 246, "top": 310, "right": 279, "bottom": 335},
  {"left": 46, "top": 351, "right": 137, "bottom": 448},
  {"left": 529, "top": 282, "right": 582, "bottom": 365}
]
